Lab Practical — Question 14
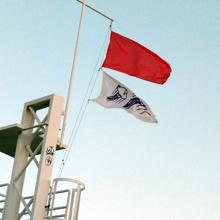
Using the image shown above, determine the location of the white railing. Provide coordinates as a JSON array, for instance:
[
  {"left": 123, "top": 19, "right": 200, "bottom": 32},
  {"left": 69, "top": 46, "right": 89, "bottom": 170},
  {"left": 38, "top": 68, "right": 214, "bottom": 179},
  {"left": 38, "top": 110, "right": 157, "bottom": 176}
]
[
  {"left": 47, "top": 178, "right": 85, "bottom": 220},
  {"left": 0, "top": 178, "right": 85, "bottom": 220}
]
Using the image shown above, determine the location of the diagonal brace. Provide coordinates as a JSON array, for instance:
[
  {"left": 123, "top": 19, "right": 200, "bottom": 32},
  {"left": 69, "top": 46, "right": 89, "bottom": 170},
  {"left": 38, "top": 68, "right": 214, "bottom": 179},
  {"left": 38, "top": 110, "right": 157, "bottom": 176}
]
[{"left": 13, "top": 141, "right": 43, "bottom": 183}]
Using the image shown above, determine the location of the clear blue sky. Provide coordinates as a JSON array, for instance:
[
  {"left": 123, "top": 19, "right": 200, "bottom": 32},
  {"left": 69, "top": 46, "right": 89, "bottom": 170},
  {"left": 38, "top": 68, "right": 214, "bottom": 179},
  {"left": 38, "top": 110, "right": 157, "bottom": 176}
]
[{"left": 0, "top": 0, "right": 220, "bottom": 220}]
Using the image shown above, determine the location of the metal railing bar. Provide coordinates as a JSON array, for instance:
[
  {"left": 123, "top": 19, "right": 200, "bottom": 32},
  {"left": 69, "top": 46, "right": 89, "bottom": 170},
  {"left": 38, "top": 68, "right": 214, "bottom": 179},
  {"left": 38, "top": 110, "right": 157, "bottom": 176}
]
[
  {"left": 22, "top": 123, "right": 48, "bottom": 132},
  {"left": 0, "top": 193, "right": 6, "bottom": 198},
  {"left": 45, "top": 214, "right": 65, "bottom": 219},
  {"left": 47, "top": 205, "right": 67, "bottom": 211},
  {"left": 72, "top": 187, "right": 81, "bottom": 220}
]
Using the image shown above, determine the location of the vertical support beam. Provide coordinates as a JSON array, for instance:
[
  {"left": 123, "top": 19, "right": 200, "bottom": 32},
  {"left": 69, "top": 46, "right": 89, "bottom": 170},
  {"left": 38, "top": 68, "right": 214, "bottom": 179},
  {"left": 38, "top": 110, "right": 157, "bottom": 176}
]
[
  {"left": 3, "top": 101, "right": 35, "bottom": 220},
  {"left": 31, "top": 95, "right": 64, "bottom": 220}
]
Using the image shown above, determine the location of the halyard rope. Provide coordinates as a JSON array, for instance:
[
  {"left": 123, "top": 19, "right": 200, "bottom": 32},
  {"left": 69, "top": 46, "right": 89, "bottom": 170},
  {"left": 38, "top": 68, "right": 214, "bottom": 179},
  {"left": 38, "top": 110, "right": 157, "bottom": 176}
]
[{"left": 57, "top": 25, "right": 111, "bottom": 177}]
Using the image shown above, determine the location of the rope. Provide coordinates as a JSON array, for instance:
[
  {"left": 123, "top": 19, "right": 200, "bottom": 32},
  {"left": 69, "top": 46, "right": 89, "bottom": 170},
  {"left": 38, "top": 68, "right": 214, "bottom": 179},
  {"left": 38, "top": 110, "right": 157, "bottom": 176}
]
[{"left": 57, "top": 25, "right": 111, "bottom": 177}]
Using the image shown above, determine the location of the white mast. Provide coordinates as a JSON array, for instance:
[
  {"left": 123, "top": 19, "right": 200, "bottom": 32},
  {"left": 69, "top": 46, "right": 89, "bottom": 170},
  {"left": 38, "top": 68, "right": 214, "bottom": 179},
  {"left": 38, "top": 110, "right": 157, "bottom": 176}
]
[
  {"left": 60, "top": 0, "right": 87, "bottom": 144},
  {"left": 60, "top": 0, "right": 114, "bottom": 144}
]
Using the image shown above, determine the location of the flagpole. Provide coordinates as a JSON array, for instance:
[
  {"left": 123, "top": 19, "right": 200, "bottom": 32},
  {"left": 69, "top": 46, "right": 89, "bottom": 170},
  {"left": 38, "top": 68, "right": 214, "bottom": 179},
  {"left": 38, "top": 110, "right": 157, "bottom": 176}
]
[
  {"left": 61, "top": 0, "right": 114, "bottom": 145},
  {"left": 60, "top": 0, "right": 87, "bottom": 144}
]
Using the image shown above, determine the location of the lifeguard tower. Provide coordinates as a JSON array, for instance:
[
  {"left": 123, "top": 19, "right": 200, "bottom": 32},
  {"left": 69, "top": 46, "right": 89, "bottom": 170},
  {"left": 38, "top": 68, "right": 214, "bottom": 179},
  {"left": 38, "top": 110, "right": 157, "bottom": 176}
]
[{"left": 0, "top": 94, "right": 85, "bottom": 220}]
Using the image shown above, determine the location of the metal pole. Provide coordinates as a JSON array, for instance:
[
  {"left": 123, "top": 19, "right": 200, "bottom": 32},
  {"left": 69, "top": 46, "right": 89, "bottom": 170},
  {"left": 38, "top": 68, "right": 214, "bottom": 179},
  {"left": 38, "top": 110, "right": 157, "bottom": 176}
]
[
  {"left": 76, "top": 0, "right": 114, "bottom": 23},
  {"left": 32, "top": 95, "right": 64, "bottom": 220},
  {"left": 60, "top": 0, "right": 87, "bottom": 143},
  {"left": 61, "top": 0, "right": 114, "bottom": 144}
]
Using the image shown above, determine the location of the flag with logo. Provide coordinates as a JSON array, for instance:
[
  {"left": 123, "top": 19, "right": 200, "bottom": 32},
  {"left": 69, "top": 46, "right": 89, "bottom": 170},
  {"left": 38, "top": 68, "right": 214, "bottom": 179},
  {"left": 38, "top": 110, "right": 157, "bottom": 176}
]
[
  {"left": 91, "top": 72, "right": 158, "bottom": 123},
  {"left": 102, "top": 31, "right": 171, "bottom": 84}
]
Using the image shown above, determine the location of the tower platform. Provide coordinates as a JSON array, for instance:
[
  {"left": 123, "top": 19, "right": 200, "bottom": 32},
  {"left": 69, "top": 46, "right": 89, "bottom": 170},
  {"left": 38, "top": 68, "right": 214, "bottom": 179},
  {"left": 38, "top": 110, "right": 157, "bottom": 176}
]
[{"left": 0, "top": 123, "right": 65, "bottom": 158}]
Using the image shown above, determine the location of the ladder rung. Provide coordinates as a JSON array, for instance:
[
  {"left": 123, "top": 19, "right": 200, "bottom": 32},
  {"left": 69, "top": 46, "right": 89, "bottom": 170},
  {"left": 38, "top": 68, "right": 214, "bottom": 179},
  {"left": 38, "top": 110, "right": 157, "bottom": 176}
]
[
  {"left": 48, "top": 205, "right": 67, "bottom": 211},
  {"left": 45, "top": 214, "right": 65, "bottom": 219}
]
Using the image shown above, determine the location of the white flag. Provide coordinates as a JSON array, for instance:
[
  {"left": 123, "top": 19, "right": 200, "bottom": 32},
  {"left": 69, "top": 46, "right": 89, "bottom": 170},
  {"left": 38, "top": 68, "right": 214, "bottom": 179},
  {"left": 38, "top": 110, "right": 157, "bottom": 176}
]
[{"left": 92, "top": 72, "right": 158, "bottom": 123}]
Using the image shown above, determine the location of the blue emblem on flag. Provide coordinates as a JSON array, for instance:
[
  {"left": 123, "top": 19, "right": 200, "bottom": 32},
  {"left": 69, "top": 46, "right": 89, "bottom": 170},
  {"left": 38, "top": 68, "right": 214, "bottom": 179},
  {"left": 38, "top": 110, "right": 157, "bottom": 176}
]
[
  {"left": 123, "top": 95, "right": 152, "bottom": 116},
  {"left": 107, "top": 85, "right": 128, "bottom": 103}
]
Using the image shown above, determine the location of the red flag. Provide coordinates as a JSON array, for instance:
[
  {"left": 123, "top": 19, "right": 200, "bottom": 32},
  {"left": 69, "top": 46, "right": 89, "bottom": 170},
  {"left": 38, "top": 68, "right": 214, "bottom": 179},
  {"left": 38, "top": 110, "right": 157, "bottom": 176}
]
[{"left": 102, "top": 31, "right": 171, "bottom": 84}]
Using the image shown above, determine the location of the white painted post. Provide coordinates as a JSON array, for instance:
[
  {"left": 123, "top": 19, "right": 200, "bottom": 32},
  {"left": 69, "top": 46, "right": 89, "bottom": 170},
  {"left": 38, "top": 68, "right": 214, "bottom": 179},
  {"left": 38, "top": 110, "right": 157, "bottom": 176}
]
[
  {"left": 31, "top": 95, "right": 64, "bottom": 220},
  {"left": 3, "top": 100, "right": 36, "bottom": 220}
]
